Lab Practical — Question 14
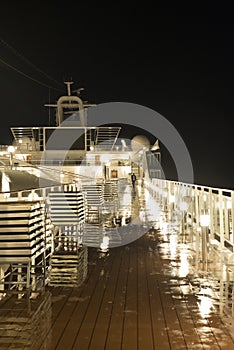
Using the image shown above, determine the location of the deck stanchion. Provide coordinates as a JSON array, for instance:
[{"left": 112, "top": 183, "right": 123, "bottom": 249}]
[
  {"left": 232, "top": 192, "right": 234, "bottom": 248},
  {"left": 209, "top": 188, "right": 214, "bottom": 240},
  {"left": 219, "top": 189, "right": 225, "bottom": 250},
  {"left": 200, "top": 213, "right": 210, "bottom": 270}
]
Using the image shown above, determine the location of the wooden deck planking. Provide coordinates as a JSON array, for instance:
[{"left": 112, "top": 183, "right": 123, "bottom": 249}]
[
  {"left": 104, "top": 248, "right": 130, "bottom": 350},
  {"left": 0, "top": 296, "right": 26, "bottom": 350},
  {"left": 172, "top": 297, "right": 204, "bottom": 349},
  {"left": 47, "top": 287, "right": 81, "bottom": 349},
  {"left": 54, "top": 251, "right": 113, "bottom": 350},
  {"left": 70, "top": 252, "right": 116, "bottom": 349},
  {"left": 185, "top": 293, "right": 221, "bottom": 349},
  {"left": 39, "top": 251, "right": 97, "bottom": 350},
  {"left": 1, "top": 230, "right": 234, "bottom": 349},
  {"left": 205, "top": 309, "right": 234, "bottom": 349},
  {"left": 121, "top": 246, "right": 138, "bottom": 350},
  {"left": 158, "top": 276, "right": 188, "bottom": 349},
  {"left": 88, "top": 249, "right": 124, "bottom": 350},
  {"left": 137, "top": 245, "right": 155, "bottom": 350},
  {"left": 145, "top": 245, "right": 171, "bottom": 350}
]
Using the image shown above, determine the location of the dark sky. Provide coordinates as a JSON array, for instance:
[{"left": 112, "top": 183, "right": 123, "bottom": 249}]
[{"left": 0, "top": 2, "right": 233, "bottom": 189}]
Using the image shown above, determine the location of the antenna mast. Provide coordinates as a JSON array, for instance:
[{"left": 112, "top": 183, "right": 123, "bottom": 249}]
[{"left": 64, "top": 81, "right": 73, "bottom": 96}]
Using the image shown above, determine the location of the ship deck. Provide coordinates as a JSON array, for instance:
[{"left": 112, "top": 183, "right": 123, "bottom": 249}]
[
  {"left": 1, "top": 230, "right": 234, "bottom": 349},
  {"left": 0, "top": 187, "right": 234, "bottom": 349},
  {"left": 42, "top": 235, "right": 234, "bottom": 350}
]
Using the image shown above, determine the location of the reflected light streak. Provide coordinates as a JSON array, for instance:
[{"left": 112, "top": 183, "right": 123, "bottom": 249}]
[
  {"left": 179, "top": 252, "right": 189, "bottom": 277},
  {"left": 100, "top": 236, "right": 109, "bottom": 252},
  {"left": 145, "top": 197, "right": 161, "bottom": 221},
  {"left": 198, "top": 295, "right": 213, "bottom": 318},
  {"left": 161, "top": 222, "right": 168, "bottom": 235},
  {"left": 169, "top": 234, "right": 177, "bottom": 259},
  {"left": 139, "top": 210, "right": 146, "bottom": 222},
  {"left": 122, "top": 191, "right": 131, "bottom": 206}
]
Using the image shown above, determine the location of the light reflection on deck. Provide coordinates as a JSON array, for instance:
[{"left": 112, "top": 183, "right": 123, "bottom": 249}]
[{"left": 0, "top": 185, "right": 234, "bottom": 349}]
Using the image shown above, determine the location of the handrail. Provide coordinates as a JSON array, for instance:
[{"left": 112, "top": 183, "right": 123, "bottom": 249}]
[{"left": 145, "top": 177, "right": 234, "bottom": 261}]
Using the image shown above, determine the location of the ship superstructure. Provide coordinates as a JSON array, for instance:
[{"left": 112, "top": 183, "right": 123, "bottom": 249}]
[{"left": 0, "top": 82, "right": 161, "bottom": 294}]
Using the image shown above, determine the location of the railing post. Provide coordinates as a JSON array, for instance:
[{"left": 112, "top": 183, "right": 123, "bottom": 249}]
[
  {"left": 201, "top": 225, "right": 208, "bottom": 270},
  {"left": 200, "top": 213, "right": 210, "bottom": 271},
  {"left": 209, "top": 188, "right": 214, "bottom": 240},
  {"left": 194, "top": 186, "right": 199, "bottom": 232},
  {"left": 219, "top": 189, "right": 225, "bottom": 250},
  {"left": 224, "top": 198, "right": 229, "bottom": 242},
  {"left": 231, "top": 192, "right": 234, "bottom": 248},
  {"left": 0, "top": 267, "right": 4, "bottom": 292},
  {"left": 198, "top": 188, "right": 204, "bottom": 226}
]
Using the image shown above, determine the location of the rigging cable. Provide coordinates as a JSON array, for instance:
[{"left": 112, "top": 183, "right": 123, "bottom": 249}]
[
  {"left": 0, "top": 37, "right": 64, "bottom": 88},
  {"left": 0, "top": 38, "right": 64, "bottom": 92},
  {"left": 0, "top": 56, "right": 63, "bottom": 91}
]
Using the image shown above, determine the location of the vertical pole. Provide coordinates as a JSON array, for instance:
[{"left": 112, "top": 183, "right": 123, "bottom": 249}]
[
  {"left": 167, "top": 181, "right": 171, "bottom": 222},
  {"left": 0, "top": 267, "right": 4, "bottom": 292},
  {"left": 31, "top": 257, "right": 36, "bottom": 291},
  {"left": 219, "top": 267, "right": 224, "bottom": 315},
  {"left": 194, "top": 186, "right": 200, "bottom": 267},
  {"left": 201, "top": 226, "right": 208, "bottom": 270},
  {"left": 43, "top": 127, "right": 46, "bottom": 152},
  {"left": 10, "top": 153, "right": 13, "bottom": 169},
  {"left": 43, "top": 208, "right": 47, "bottom": 286},
  {"left": 209, "top": 188, "right": 214, "bottom": 240},
  {"left": 232, "top": 281, "right": 234, "bottom": 318},
  {"left": 190, "top": 187, "right": 194, "bottom": 239},
  {"left": 26, "top": 262, "right": 30, "bottom": 289},
  {"left": 219, "top": 189, "right": 225, "bottom": 250},
  {"left": 48, "top": 88, "right": 51, "bottom": 126},
  {"left": 224, "top": 198, "right": 229, "bottom": 242},
  {"left": 194, "top": 187, "right": 199, "bottom": 231},
  {"left": 181, "top": 210, "right": 185, "bottom": 243},
  {"left": 198, "top": 189, "right": 203, "bottom": 261},
  {"left": 232, "top": 192, "right": 234, "bottom": 248},
  {"left": 200, "top": 188, "right": 204, "bottom": 218},
  {"left": 18, "top": 264, "right": 23, "bottom": 299},
  {"left": 214, "top": 193, "right": 219, "bottom": 237}
]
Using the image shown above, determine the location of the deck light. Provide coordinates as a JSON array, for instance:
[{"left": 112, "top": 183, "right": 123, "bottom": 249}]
[
  {"left": 169, "top": 194, "right": 175, "bottom": 203},
  {"left": 200, "top": 214, "right": 210, "bottom": 227},
  {"left": 7, "top": 145, "right": 15, "bottom": 154}
]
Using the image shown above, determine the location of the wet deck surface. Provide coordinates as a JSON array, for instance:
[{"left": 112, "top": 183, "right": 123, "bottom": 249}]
[
  {"left": 0, "top": 185, "right": 234, "bottom": 349},
  {"left": 1, "top": 230, "right": 234, "bottom": 349}
]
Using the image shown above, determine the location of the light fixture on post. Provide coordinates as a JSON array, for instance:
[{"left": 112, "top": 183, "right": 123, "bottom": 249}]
[
  {"left": 180, "top": 200, "right": 188, "bottom": 242},
  {"left": 168, "top": 194, "right": 175, "bottom": 222},
  {"left": 7, "top": 145, "right": 15, "bottom": 169},
  {"left": 200, "top": 214, "right": 210, "bottom": 227},
  {"left": 169, "top": 194, "right": 175, "bottom": 203},
  {"left": 200, "top": 213, "right": 210, "bottom": 270}
]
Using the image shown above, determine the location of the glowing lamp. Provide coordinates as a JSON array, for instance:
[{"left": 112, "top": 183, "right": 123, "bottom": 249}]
[
  {"left": 169, "top": 194, "right": 175, "bottom": 203},
  {"left": 7, "top": 145, "right": 15, "bottom": 153},
  {"left": 200, "top": 214, "right": 210, "bottom": 227}
]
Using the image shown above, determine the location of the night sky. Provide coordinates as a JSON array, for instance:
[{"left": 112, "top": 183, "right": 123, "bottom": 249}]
[{"left": 0, "top": 2, "right": 233, "bottom": 189}]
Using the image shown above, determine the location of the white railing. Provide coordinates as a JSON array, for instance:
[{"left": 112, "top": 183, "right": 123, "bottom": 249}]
[
  {"left": 145, "top": 178, "right": 234, "bottom": 264},
  {"left": 0, "top": 185, "right": 59, "bottom": 202}
]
